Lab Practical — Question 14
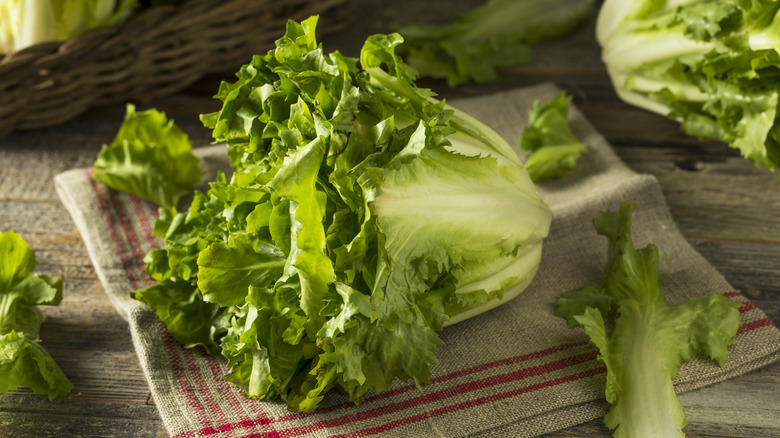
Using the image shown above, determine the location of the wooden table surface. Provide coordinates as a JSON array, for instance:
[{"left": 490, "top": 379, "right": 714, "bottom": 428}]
[{"left": 1, "top": 1, "right": 779, "bottom": 437}]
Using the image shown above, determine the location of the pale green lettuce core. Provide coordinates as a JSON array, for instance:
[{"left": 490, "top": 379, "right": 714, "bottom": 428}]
[
  {"left": 134, "top": 16, "right": 552, "bottom": 412},
  {"left": 0, "top": 0, "right": 138, "bottom": 54},
  {"left": 597, "top": 0, "right": 780, "bottom": 174}
]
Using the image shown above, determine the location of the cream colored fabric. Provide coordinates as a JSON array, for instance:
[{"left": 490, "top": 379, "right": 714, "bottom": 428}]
[{"left": 55, "top": 84, "right": 780, "bottom": 437}]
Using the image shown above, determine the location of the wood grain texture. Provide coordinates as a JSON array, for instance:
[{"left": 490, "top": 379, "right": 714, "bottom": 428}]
[{"left": 1, "top": 1, "right": 779, "bottom": 437}]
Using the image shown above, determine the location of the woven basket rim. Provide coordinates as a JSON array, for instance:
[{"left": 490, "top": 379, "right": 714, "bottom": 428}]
[
  {"left": 0, "top": 0, "right": 352, "bottom": 137},
  {"left": 0, "top": 0, "right": 348, "bottom": 66}
]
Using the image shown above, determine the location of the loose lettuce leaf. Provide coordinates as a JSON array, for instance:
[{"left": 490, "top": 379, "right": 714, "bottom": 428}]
[
  {"left": 395, "top": 0, "right": 596, "bottom": 86},
  {"left": 556, "top": 202, "right": 741, "bottom": 437},
  {"left": 519, "top": 92, "right": 587, "bottom": 181},
  {"left": 0, "top": 231, "right": 71, "bottom": 400},
  {"left": 92, "top": 103, "right": 204, "bottom": 208},
  {"left": 0, "top": 330, "right": 72, "bottom": 400}
]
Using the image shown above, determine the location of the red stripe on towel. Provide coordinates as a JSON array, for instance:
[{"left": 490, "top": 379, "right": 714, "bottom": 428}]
[
  {"left": 89, "top": 177, "right": 220, "bottom": 435},
  {"left": 86, "top": 170, "right": 142, "bottom": 286},
  {"left": 331, "top": 366, "right": 608, "bottom": 438},
  {"left": 738, "top": 318, "right": 773, "bottom": 334},
  {"left": 176, "top": 350, "right": 600, "bottom": 437}
]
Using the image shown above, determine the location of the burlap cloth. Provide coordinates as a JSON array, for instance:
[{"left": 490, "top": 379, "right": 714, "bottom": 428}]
[{"left": 55, "top": 84, "right": 780, "bottom": 437}]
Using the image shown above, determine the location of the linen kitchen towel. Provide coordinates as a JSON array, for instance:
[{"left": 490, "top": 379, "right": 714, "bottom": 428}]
[{"left": 55, "top": 83, "right": 780, "bottom": 438}]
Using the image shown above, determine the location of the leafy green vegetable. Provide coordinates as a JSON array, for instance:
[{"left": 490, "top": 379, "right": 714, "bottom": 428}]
[
  {"left": 519, "top": 91, "right": 587, "bottom": 181},
  {"left": 0, "top": 0, "right": 138, "bottom": 54},
  {"left": 394, "top": 0, "right": 596, "bottom": 86},
  {"left": 92, "top": 103, "right": 204, "bottom": 208},
  {"left": 0, "top": 231, "right": 72, "bottom": 400},
  {"left": 136, "top": 16, "right": 553, "bottom": 411},
  {"left": 598, "top": 0, "right": 780, "bottom": 176},
  {"left": 556, "top": 202, "right": 741, "bottom": 438}
]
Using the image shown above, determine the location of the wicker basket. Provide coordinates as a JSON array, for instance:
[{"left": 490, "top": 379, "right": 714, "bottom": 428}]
[{"left": 0, "top": 0, "right": 351, "bottom": 138}]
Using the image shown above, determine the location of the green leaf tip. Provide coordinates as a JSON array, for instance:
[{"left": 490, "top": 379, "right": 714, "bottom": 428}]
[
  {"left": 519, "top": 91, "right": 588, "bottom": 181},
  {"left": 92, "top": 103, "right": 204, "bottom": 208}
]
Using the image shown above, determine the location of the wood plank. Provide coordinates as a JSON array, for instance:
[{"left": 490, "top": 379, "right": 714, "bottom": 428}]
[
  {"left": 680, "top": 363, "right": 780, "bottom": 432},
  {"left": 0, "top": 397, "right": 164, "bottom": 438},
  {"left": 612, "top": 144, "right": 780, "bottom": 242}
]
